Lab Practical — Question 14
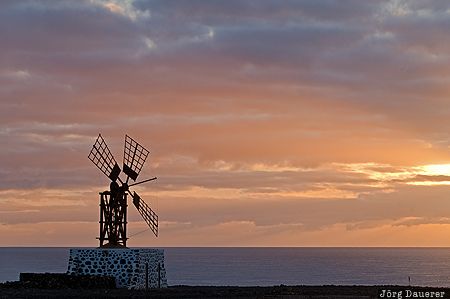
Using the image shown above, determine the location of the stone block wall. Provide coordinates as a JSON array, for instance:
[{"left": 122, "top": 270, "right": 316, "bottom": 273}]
[{"left": 67, "top": 248, "right": 167, "bottom": 289}]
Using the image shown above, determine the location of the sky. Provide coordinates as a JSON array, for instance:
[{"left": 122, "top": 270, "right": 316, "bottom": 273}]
[{"left": 2, "top": 0, "right": 450, "bottom": 246}]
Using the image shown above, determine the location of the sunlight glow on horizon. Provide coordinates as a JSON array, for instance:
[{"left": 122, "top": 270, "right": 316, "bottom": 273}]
[{"left": 421, "top": 164, "right": 450, "bottom": 176}]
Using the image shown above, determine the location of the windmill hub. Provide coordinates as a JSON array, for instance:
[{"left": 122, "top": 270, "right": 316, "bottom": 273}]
[{"left": 89, "top": 134, "right": 158, "bottom": 248}]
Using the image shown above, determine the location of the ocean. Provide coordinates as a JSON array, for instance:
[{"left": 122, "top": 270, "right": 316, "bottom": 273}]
[{"left": 1, "top": 247, "right": 449, "bottom": 287}]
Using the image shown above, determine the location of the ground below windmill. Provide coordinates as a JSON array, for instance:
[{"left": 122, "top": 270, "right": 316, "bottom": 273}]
[{"left": 1, "top": 283, "right": 449, "bottom": 299}]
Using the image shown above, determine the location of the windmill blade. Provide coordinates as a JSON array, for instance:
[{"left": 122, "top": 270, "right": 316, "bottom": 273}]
[
  {"left": 88, "top": 134, "right": 121, "bottom": 182},
  {"left": 132, "top": 191, "right": 158, "bottom": 237},
  {"left": 123, "top": 135, "right": 150, "bottom": 181}
]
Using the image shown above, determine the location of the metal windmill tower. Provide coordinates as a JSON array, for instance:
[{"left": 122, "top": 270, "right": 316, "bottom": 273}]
[{"left": 88, "top": 134, "right": 158, "bottom": 248}]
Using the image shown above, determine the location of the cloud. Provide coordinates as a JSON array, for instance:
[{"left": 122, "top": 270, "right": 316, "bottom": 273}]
[{"left": 1, "top": 0, "right": 450, "bottom": 245}]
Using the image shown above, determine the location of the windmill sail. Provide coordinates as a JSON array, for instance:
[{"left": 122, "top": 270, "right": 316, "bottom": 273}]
[
  {"left": 132, "top": 191, "right": 158, "bottom": 237},
  {"left": 123, "top": 135, "right": 150, "bottom": 181},
  {"left": 88, "top": 134, "right": 121, "bottom": 182}
]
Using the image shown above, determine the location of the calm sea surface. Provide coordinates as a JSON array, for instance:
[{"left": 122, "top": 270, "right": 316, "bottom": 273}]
[{"left": 0, "top": 247, "right": 449, "bottom": 287}]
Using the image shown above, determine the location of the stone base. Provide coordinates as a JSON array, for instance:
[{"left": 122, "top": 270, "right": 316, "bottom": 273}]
[{"left": 67, "top": 248, "right": 167, "bottom": 289}]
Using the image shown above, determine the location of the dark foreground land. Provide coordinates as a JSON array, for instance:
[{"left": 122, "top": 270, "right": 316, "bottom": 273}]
[
  {"left": 1, "top": 284, "right": 449, "bottom": 299},
  {"left": 1, "top": 274, "right": 448, "bottom": 298}
]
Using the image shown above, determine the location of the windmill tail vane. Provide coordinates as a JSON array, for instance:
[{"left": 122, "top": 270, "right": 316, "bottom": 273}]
[{"left": 88, "top": 133, "right": 158, "bottom": 248}]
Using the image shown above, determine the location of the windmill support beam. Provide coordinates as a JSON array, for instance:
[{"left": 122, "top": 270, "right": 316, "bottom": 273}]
[{"left": 98, "top": 191, "right": 128, "bottom": 248}]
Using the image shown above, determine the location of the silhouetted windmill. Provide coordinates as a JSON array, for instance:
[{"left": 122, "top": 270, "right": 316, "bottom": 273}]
[{"left": 88, "top": 134, "right": 158, "bottom": 248}]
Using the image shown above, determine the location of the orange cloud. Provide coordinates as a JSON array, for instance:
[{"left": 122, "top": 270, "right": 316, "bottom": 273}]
[{"left": 1, "top": 1, "right": 450, "bottom": 246}]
